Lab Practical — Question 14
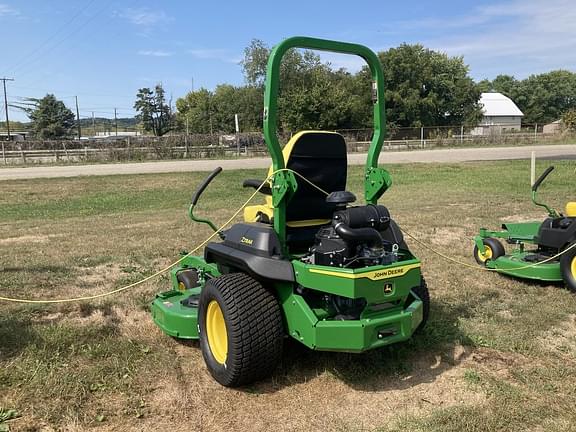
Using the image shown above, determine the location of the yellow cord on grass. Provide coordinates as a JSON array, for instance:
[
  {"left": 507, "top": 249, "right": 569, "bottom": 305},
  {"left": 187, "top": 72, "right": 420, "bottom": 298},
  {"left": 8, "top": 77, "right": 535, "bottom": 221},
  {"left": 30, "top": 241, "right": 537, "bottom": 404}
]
[
  {"left": 1, "top": 168, "right": 573, "bottom": 303},
  {"left": 402, "top": 230, "right": 576, "bottom": 272},
  {"left": 0, "top": 169, "right": 327, "bottom": 304}
]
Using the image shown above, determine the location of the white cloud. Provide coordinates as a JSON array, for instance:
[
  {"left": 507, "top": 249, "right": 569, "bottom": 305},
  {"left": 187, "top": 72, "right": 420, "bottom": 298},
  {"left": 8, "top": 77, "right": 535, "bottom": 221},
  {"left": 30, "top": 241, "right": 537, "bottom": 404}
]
[
  {"left": 416, "top": 0, "right": 576, "bottom": 78},
  {"left": 0, "top": 3, "right": 19, "bottom": 17},
  {"left": 318, "top": 52, "right": 366, "bottom": 72},
  {"left": 188, "top": 49, "right": 241, "bottom": 64},
  {"left": 117, "top": 7, "right": 171, "bottom": 26},
  {"left": 138, "top": 50, "right": 173, "bottom": 57}
]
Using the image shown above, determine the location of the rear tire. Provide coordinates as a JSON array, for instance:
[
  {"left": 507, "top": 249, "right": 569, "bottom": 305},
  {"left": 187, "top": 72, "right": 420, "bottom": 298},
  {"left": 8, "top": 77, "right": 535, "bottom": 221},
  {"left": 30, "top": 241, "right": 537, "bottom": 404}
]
[
  {"left": 474, "top": 238, "right": 505, "bottom": 265},
  {"left": 411, "top": 276, "right": 430, "bottom": 332},
  {"left": 198, "top": 273, "right": 283, "bottom": 387},
  {"left": 560, "top": 242, "right": 576, "bottom": 293}
]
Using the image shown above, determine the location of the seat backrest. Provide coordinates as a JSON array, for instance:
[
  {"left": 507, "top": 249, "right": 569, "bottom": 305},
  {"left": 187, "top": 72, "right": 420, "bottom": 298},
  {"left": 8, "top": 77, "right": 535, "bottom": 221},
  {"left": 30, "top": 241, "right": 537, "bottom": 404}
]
[{"left": 282, "top": 131, "right": 347, "bottom": 223}]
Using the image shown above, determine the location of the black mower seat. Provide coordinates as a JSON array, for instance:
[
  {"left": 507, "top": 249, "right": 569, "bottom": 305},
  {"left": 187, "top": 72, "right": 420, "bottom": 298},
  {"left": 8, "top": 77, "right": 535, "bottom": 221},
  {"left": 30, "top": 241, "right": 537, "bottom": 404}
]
[{"left": 243, "top": 130, "right": 348, "bottom": 249}]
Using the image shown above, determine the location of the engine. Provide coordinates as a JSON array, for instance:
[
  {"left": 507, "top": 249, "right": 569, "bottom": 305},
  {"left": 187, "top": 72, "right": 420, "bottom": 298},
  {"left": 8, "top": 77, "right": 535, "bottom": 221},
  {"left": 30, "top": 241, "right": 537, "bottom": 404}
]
[
  {"left": 297, "top": 192, "right": 404, "bottom": 320},
  {"left": 307, "top": 199, "right": 400, "bottom": 268}
]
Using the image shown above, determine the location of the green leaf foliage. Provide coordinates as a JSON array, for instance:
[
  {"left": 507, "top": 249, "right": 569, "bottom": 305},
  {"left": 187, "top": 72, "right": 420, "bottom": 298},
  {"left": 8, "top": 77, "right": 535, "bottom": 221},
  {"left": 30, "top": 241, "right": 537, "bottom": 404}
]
[
  {"left": 134, "top": 85, "right": 172, "bottom": 136},
  {"left": 178, "top": 39, "right": 483, "bottom": 134},
  {"left": 17, "top": 94, "right": 75, "bottom": 139},
  {"left": 375, "top": 44, "right": 483, "bottom": 127}
]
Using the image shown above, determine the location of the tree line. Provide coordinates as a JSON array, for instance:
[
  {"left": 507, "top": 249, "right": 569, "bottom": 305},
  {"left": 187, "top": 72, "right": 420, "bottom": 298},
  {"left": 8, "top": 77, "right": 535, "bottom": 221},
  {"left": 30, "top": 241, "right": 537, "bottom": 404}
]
[
  {"left": 7, "top": 39, "right": 576, "bottom": 139},
  {"left": 150, "top": 40, "right": 576, "bottom": 135}
]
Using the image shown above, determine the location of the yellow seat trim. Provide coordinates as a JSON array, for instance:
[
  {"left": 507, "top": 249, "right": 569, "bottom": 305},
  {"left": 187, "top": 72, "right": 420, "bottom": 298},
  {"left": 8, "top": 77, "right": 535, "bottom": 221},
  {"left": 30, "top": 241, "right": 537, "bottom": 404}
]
[
  {"left": 566, "top": 202, "right": 576, "bottom": 217},
  {"left": 244, "top": 204, "right": 274, "bottom": 223}
]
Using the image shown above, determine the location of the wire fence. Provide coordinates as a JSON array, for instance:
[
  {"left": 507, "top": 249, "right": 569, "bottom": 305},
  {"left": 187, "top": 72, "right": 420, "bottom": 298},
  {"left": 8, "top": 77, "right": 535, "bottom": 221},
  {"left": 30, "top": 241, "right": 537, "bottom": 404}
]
[{"left": 1, "top": 125, "right": 574, "bottom": 165}]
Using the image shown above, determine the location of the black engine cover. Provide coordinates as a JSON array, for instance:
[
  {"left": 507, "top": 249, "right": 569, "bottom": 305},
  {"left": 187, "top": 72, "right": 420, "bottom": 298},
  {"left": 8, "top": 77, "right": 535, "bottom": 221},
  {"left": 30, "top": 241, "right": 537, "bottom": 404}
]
[
  {"left": 537, "top": 217, "right": 576, "bottom": 249},
  {"left": 204, "top": 223, "right": 294, "bottom": 282},
  {"left": 312, "top": 226, "right": 352, "bottom": 267}
]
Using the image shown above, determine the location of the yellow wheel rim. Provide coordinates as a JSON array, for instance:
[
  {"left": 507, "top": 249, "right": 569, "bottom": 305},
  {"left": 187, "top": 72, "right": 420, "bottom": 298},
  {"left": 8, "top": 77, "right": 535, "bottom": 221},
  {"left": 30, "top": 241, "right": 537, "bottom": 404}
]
[
  {"left": 478, "top": 245, "right": 493, "bottom": 262},
  {"left": 571, "top": 256, "right": 576, "bottom": 279},
  {"left": 206, "top": 300, "right": 228, "bottom": 364},
  {"left": 178, "top": 281, "right": 186, "bottom": 291}
]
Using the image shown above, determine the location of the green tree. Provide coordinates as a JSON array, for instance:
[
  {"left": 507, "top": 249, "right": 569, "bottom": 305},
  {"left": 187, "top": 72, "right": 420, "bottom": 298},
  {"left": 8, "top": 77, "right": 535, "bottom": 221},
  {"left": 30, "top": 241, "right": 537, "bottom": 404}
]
[
  {"left": 562, "top": 108, "right": 576, "bottom": 131},
  {"left": 490, "top": 74, "right": 518, "bottom": 97},
  {"left": 369, "top": 44, "right": 483, "bottom": 127},
  {"left": 134, "top": 85, "right": 172, "bottom": 136},
  {"left": 17, "top": 94, "right": 75, "bottom": 139},
  {"left": 211, "top": 84, "right": 262, "bottom": 133},
  {"left": 513, "top": 71, "right": 576, "bottom": 124},
  {"left": 240, "top": 39, "right": 359, "bottom": 133},
  {"left": 176, "top": 85, "right": 263, "bottom": 134},
  {"left": 476, "top": 79, "right": 493, "bottom": 93},
  {"left": 176, "top": 88, "right": 214, "bottom": 134}
]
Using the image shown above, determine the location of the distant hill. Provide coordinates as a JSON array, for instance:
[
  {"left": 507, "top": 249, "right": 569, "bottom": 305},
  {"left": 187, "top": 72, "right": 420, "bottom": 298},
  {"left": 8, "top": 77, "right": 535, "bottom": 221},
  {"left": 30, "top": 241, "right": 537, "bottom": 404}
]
[
  {"left": 78, "top": 117, "right": 138, "bottom": 130},
  {"left": 1, "top": 117, "right": 139, "bottom": 137}
]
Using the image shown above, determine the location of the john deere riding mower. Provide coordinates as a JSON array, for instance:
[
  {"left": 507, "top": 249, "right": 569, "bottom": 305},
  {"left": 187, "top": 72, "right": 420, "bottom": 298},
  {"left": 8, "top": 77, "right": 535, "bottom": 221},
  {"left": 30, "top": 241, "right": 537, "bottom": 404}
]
[
  {"left": 151, "top": 37, "right": 429, "bottom": 387},
  {"left": 474, "top": 166, "right": 576, "bottom": 291}
]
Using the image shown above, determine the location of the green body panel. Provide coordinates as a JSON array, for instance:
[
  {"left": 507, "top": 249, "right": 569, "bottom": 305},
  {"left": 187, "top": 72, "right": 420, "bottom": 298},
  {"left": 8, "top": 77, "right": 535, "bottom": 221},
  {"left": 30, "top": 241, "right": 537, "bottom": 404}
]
[
  {"left": 365, "top": 167, "right": 393, "bottom": 203},
  {"left": 487, "top": 252, "right": 562, "bottom": 281},
  {"left": 281, "top": 296, "right": 423, "bottom": 352},
  {"left": 501, "top": 222, "right": 540, "bottom": 241},
  {"left": 313, "top": 302, "right": 422, "bottom": 352},
  {"left": 151, "top": 288, "right": 200, "bottom": 339},
  {"left": 292, "top": 258, "right": 421, "bottom": 304},
  {"left": 277, "top": 262, "right": 423, "bottom": 351}
]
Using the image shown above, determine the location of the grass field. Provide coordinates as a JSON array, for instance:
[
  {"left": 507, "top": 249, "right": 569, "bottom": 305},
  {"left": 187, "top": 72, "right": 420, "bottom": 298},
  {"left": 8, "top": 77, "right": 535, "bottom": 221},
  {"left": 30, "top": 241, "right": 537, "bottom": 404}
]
[{"left": 1, "top": 160, "right": 576, "bottom": 431}]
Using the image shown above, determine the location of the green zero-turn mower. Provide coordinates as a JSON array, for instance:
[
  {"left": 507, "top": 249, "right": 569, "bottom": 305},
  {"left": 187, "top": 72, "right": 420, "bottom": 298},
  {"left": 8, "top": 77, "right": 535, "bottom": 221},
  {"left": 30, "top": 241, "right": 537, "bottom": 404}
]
[
  {"left": 151, "top": 36, "right": 429, "bottom": 387},
  {"left": 473, "top": 166, "right": 576, "bottom": 291}
]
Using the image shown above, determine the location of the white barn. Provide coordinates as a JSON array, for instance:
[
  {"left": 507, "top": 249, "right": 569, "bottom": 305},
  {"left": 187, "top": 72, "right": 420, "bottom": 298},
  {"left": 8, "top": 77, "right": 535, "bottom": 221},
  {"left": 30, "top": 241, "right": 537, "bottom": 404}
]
[{"left": 472, "top": 92, "right": 524, "bottom": 135}]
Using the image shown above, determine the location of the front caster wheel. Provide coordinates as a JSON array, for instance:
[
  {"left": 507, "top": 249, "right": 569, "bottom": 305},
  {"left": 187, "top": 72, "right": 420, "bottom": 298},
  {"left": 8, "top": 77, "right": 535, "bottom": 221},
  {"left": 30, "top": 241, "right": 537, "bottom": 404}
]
[{"left": 473, "top": 238, "right": 505, "bottom": 265}]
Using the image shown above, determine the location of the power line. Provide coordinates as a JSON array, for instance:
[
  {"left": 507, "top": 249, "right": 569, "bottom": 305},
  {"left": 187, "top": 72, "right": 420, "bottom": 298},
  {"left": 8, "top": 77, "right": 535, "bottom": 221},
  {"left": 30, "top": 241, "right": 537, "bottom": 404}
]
[
  {"left": 1, "top": 0, "right": 98, "bottom": 76},
  {"left": 75, "top": 96, "right": 81, "bottom": 139},
  {"left": 7, "top": 0, "right": 116, "bottom": 78}
]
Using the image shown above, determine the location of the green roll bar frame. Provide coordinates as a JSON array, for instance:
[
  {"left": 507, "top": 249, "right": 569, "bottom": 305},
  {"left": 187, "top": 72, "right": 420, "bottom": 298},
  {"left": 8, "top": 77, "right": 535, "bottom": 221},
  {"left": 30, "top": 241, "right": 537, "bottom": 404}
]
[{"left": 262, "top": 36, "right": 391, "bottom": 251}]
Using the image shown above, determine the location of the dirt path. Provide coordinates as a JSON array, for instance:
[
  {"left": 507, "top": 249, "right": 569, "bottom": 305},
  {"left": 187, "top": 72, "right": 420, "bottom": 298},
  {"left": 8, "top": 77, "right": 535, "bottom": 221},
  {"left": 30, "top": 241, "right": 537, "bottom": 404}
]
[{"left": 1, "top": 143, "right": 574, "bottom": 180}]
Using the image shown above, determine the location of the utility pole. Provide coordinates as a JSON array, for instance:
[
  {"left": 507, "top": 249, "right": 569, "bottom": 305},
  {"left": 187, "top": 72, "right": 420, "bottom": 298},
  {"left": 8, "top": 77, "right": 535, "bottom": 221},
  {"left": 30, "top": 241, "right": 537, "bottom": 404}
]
[
  {"left": 114, "top": 108, "right": 118, "bottom": 136},
  {"left": 92, "top": 111, "right": 96, "bottom": 137},
  {"left": 209, "top": 94, "right": 213, "bottom": 135},
  {"left": 75, "top": 96, "right": 81, "bottom": 139},
  {"left": 1, "top": 77, "right": 14, "bottom": 141}
]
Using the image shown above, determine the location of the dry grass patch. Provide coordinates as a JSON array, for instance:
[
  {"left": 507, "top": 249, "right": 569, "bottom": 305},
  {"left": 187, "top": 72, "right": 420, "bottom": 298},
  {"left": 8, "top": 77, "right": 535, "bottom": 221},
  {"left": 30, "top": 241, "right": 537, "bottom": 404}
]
[{"left": 2, "top": 161, "right": 576, "bottom": 431}]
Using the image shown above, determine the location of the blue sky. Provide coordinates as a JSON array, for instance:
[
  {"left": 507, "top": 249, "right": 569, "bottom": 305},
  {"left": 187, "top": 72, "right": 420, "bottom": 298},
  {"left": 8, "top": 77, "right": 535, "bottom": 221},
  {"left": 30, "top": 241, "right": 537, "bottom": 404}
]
[{"left": 1, "top": 0, "right": 574, "bottom": 122}]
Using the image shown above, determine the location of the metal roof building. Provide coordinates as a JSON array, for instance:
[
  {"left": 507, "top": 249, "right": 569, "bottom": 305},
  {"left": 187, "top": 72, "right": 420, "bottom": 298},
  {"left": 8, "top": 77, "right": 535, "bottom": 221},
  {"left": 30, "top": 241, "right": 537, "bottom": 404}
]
[{"left": 472, "top": 92, "right": 524, "bottom": 135}]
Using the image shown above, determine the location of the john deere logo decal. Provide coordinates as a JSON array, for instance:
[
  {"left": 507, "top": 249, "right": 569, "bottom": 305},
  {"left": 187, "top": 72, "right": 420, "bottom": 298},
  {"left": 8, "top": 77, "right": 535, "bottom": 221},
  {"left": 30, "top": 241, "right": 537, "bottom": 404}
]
[
  {"left": 308, "top": 263, "right": 420, "bottom": 281},
  {"left": 383, "top": 283, "right": 394, "bottom": 295}
]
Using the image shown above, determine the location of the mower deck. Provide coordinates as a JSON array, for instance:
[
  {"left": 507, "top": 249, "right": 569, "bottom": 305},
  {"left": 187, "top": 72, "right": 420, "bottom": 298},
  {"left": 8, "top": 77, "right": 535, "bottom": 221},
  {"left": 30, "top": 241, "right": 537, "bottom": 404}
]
[{"left": 486, "top": 251, "right": 562, "bottom": 282}]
